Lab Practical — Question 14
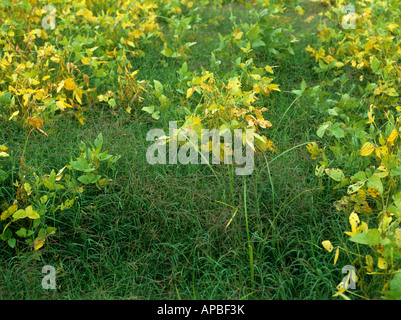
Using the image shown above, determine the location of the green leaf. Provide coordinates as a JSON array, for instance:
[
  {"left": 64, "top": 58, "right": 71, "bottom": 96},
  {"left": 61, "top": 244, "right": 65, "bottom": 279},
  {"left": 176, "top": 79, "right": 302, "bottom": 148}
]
[
  {"left": 252, "top": 39, "right": 265, "bottom": 48},
  {"left": 8, "top": 237, "right": 16, "bottom": 248},
  {"left": 16, "top": 228, "right": 27, "bottom": 238},
  {"left": 380, "top": 238, "right": 391, "bottom": 246},
  {"left": 300, "top": 80, "right": 307, "bottom": 92},
  {"left": 78, "top": 173, "right": 101, "bottom": 184},
  {"left": 391, "top": 166, "right": 401, "bottom": 176},
  {"left": 327, "top": 109, "right": 338, "bottom": 118},
  {"left": 330, "top": 122, "right": 345, "bottom": 138},
  {"left": 161, "top": 47, "right": 173, "bottom": 57},
  {"left": 210, "top": 52, "right": 221, "bottom": 66},
  {"left": 43, "top": 179, "right": 54, "bottom": 190},
  {"left": 49, "top": 169, "right": 57, "bottom": 183},
  {"left": 366, "top": 229, "right": 381, "bottom": 246},
  {"left": 350, "top": 232, "right": 368, "bottom": 245},
  {"left": 240, "top": 41, "right": 252, "bottom": 54},
  {"left": 325, "top": 168, "right": 345, "bottom": 182},
  {"left": 371, "top": 56, "right": 381, "bottom": 74},
  {"left": 259, "top": 8, "right": 268, "bottom": 18},
  {"left": 46, "top": 227, "right": 57, "bottom": 235},
  {"left": 153, "top": 80, "right": 163, "bottom": 94},
  {"left": 70, "top": 160, "right": 94, "bottom": 172},
  {"left": 247, "top": 25, "right": 260, "bottom": 41},
  {"left": 96, "top": 178, "right": 108, "bottom": 189},
  {"left": 390, "top": 272, "right": 401, "bottom": 293},
  {"left": 367, "top": 174, "right": 383, "bottom": 195},
  {"left": 13, "top": 209, "right": 27, "bottom": 220},
  {"left": 317, "top": 123, "right": 330, "bottom": 138},
  {"left": 347, "top": 181, "right": 364, "bottom": 194},
  {"left": 142, "top": 106, "right": 155, "bottom": 114},
  {"left": 151, "top": 111, "right": 160, "bottom": 120},
  {"left": 94, "top": 69, "right": 107, "bottom": 78},
  {"left": 20, "top": 0, "right": 32, "bottom": 9},
  {"left": 94, "top": 133, "right": 103, "bottom": 149},
  {"left": 353, "top": 171, "right": 367, "bottom": 181},
  {"left": 0, "top": 228, "right": 12, "bottom": 241},
  {"left": 108, "top": 99, "right": 116, "bottom": 107}
]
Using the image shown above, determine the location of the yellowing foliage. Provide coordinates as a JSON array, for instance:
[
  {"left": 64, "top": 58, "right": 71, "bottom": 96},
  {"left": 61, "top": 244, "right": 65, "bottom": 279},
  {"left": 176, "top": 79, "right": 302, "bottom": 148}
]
[{"left": 309, "top": 0, "right": 401, "bottom": 299}]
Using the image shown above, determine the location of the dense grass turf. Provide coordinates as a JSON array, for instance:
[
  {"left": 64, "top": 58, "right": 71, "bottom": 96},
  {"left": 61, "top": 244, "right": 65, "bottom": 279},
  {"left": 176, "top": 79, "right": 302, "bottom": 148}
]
[{"left": 0, "top": 1, "right": 363, "bottom": 299}]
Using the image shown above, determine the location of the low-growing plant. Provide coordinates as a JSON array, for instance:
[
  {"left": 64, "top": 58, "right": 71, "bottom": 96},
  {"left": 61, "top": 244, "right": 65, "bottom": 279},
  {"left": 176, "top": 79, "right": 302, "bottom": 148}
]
[{"left": 0, "top": 133, "right": 119, "bottom": 258}]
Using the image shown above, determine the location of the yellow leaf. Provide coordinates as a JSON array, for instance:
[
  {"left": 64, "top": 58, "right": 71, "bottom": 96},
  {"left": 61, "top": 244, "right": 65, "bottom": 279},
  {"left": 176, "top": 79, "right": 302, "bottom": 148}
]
[
  {"left": 305, "top": 45, "right": 315, "bottom": 53},
  {"left": 81, "top": 57, "right": 90, "bottom": 65},
  {"left": 375, "top": 145, "right": 388, "bottom": 159},
  {"left": 322, "top": 240, "right": 333, "bottom": 252},
  {"left": 267, "top": 84, "right": 280, "bottom": 92},
  {"left": 378, "top": 257, "right": 387, "bottom": 270},
  {"left": 347, "top": 211, "right": 360, "bottom": 236},
  {"left": 385, "top": 88, "right": 398, "bottom": 97},
  {"left": 305, "top": 15, "right": 314, "bottom": 23},
  {"left": 51, "top": 56, "right": 60, "bottom": 63},
  {"left": 367, "top": 104, "right": 375, "bottom": 124},
  {"left": 27, "top": 117, "right": 44, "bottom": 128},
  {"left": 0, "top": 145, "right": 9, "bottom": 157},
  {"left": 250, "top": 74, "right": 261, "bottom": 81},
  {"left": 64, "top": 78, "right": 76, "bottom": 91},
  {"left": 359, "top": 142, "right": 375, "bottom": 156},
  {"left": 366, "top": 255, "right": 374, "bottom": 272},
  {"left": 35, "top": 90, "right": 45, "bottom": 101},
  {"left": 56, "top": 100, "right": 72, "bottom": 111},
  {"left": 387, "top": 129, "right": 399, "bottom": 145},
  {"left": 34, "top": 237, "right": 45, "bottom": 250},
  {"left": 388, "top": 23, "right": 399, "bottom": 32},
  {"left": 26, "top": 206, "right": 40, "bottom": 219},
  {"left": 252, "top": 83, "right": 261, "bottom": 94},
  {"left": 132, "top": 29, "right": 143, "bottom": 39},
  {"left": 334, "top": 247, "right": 340, "bottom": 265},
  {"left": 57, "top": 80, "right": 65, "bottom": 93},
  {"left": 186, "top": 87, "right": 197, "bottom": 99},
  {"left": 9, "top": 111, "right": 19, "bottom": 121},
  {"left": 23, "top": 183, "right": 32, "bottom": 196},
  {"left": 56, "top": 166, "right": 66, "bottom": 181},
  {"left": 56, "top": 100, "right": 66, "bottom": 111},
  {"left": 265, "top": 65, "right": 274, "bottom": 74},
  {"left": 74, "top": 88, "right": 83, "bottom": 104},
  {"left": 75, "top": 113, "right": 85, "bottom": 125},
  {"left": 83, "top": 74, "right": 89, "bottom": 87},
  {"left": 295, "top": 5, "right": 305, "bottom": 15},
  {"left": 1, "top": 205, "right": 18, "bottom": 220},
  {"left": 29, "top": 77, "right": 40, "bottom": 85},
  {"left": 374, "top": 86, "right": 382, "bottom": 95}
]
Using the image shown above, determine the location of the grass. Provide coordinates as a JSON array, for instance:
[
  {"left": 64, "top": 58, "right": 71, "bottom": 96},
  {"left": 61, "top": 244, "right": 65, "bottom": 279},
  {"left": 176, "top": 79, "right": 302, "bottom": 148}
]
[{"left": 0, "top": 1, "right": 361, "bottom": 300}]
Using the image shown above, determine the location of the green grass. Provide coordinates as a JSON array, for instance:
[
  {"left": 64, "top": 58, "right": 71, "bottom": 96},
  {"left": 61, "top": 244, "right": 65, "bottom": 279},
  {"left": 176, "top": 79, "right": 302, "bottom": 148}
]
[{"left": 0, "top": 1, "right": 361, "bottom": 300}]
